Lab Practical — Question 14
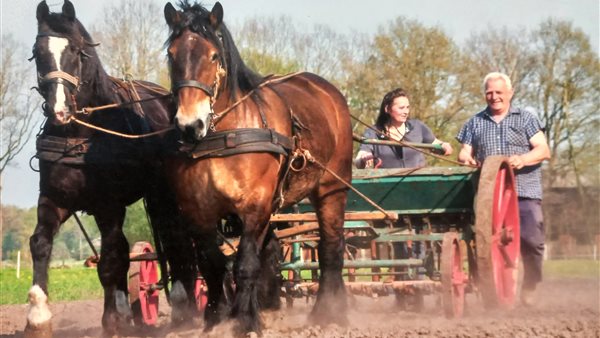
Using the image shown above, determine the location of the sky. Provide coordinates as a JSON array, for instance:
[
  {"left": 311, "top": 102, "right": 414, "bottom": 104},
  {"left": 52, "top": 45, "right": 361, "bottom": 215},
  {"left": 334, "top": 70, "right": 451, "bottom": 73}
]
[{"left": 1, "top": 0, "right": 598, "bottom": 208}]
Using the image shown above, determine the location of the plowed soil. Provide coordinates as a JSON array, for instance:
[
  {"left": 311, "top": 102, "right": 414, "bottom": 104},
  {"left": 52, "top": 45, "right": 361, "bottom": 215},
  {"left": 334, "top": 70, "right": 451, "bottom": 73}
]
[{"left": 1, "top": 277, "right": 598, "bottom": 338}]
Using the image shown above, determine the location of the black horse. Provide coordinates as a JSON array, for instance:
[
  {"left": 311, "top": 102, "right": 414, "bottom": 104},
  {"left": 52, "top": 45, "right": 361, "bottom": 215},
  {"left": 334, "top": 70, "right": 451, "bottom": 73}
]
[{"left": 27, "top": 1, "right": 196, "bottom": 336}]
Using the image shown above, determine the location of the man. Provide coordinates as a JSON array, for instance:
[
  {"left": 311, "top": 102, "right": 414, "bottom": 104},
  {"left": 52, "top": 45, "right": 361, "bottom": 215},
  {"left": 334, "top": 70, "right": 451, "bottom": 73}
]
[{"left": 456, "top": 72, "right": 551, "bottom": 306}]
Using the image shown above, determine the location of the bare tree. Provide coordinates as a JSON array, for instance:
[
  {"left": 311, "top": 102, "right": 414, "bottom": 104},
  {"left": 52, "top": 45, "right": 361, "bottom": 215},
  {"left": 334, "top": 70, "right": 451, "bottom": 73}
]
[
  {"left": 232, "top": 16, "right": 352, "bottom": 84},
  {"left": 0, "top": 34, "right": 40, "bottom": 197},
  {"left": 91, "top": 0, "right": 169, "bottom": 85},
  {"left": 1, "top": 34, "right": 41, "bottom": 263},
  {"left": 462, "top": 27, "right": 537, "bottom": 98},
  {"left": 527, "top": 19, "right": 600, "bottom": 191}
]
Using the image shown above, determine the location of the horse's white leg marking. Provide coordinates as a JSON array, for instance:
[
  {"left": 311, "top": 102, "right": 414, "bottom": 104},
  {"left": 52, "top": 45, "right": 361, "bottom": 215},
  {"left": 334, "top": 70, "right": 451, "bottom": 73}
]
[{"left": 26, "top": 285, "right": 52, "bottom": 326}]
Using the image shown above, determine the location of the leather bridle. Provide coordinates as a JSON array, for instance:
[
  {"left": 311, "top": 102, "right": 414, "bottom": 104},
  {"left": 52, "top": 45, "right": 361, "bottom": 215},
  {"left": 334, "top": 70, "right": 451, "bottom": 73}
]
[{"left": 31, "top": 33, "right": 97, "bottom": 114}]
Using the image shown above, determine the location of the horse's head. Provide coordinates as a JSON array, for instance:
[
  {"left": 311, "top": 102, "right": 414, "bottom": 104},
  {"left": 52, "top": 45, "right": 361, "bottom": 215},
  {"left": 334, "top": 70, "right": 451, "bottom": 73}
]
[
  {"left": 32, "top": 0, "right": 97, "bottom": 125},
  {"left": 164, "top": 1, "right": 227, "bottom": 141}
]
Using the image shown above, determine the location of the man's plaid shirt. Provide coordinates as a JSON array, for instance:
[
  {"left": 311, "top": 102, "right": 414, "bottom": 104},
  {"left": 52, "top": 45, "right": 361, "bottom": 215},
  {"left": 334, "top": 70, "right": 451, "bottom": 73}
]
[{"left": 456, "top": 106, "right": 544, "bottom": 199}]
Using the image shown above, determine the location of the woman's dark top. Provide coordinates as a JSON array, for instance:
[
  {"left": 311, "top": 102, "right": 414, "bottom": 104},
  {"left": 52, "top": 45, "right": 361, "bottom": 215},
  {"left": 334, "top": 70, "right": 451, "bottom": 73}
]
[{"left": 358, "top": 119, "right": 435, "bottom": 168}]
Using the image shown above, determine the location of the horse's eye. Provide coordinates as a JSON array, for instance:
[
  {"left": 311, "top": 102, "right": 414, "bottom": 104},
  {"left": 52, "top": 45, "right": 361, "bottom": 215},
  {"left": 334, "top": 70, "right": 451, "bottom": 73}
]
[{"left": 211, "top": 53, "right": 219, "bottom": 62}]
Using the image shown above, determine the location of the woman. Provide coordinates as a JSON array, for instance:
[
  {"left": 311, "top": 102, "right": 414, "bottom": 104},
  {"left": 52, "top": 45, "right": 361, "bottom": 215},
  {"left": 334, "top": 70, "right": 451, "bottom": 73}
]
[{"left": 355, "top": 88, "right": 453, "bottom": 168}]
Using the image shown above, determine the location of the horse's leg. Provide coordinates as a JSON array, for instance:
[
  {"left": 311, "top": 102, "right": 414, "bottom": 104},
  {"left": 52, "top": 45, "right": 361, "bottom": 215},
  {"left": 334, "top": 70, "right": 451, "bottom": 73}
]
[
  {"left": 26, "top": 196, "right": 70, "bottom": 335},
  {"left": 257, "top": 227, "right": 282, "bottom": 311},
  {"left": 309, "top": 186, "right": 348, "bottom": 326},
  {"left": 94, "top": 206, "right": 131, "bottom": 335},
  {"left": 194, "top": 231, "right": 228, "bottom": 331},
  {"left": 144, "top": 186, "right": 197, "bottom": 324},
  {"left": 231, "top": 215, "right": 272, "bottom": 335},
  {"left": 226, "top": 215, "right": 281, "bottom": 312},
  {"left": 160, "top": 225, "right": 196, "bottom": 325}
]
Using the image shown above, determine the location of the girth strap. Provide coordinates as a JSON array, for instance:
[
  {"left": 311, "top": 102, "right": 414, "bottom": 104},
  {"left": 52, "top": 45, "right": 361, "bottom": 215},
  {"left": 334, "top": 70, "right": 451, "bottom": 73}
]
[{"left": 178, "top": 128, "right": 293, "bottom": 159}]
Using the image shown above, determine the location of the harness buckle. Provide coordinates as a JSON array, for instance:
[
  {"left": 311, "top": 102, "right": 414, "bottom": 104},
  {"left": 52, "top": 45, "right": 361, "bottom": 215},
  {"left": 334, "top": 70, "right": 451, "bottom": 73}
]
[{"left": 225, "top": 132, "right": 236, "bottom": 148}]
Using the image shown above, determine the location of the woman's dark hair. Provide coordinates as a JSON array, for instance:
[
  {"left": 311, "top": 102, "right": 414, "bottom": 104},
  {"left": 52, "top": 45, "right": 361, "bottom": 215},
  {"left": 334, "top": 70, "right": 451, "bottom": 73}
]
[{"left": 375, "top": 88, "right": 409, "bottom": 131}]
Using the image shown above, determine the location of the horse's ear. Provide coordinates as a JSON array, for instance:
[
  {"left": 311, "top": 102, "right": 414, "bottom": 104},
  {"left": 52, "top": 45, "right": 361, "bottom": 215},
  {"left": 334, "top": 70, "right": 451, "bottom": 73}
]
[
  {"left": 62, "top": 0, "right": 76, "bottom": 20},
  {"left": 210, "top": 2, "right": 224, "bottom": 28},
  {"left": 36, "top": 1, "right": 50, "bottom": 22},
  {"left": 164, "top": 3, "right": 180, "bottom": 27}
]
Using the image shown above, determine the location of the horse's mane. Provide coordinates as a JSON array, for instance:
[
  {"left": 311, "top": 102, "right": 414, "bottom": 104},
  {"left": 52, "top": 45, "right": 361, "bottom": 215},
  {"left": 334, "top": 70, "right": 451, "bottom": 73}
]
[
  {"left": 167, "top": 0, "right": 263, "bottom": 99},
  {"left": 38, "top": 12, "right": 113, "bottom": 99}
]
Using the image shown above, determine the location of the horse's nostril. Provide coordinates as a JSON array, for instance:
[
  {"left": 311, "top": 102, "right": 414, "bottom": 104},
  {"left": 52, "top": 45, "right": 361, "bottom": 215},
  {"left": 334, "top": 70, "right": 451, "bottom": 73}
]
[{"left": 196, "top": 120, "right": 204, "bottom": 132}]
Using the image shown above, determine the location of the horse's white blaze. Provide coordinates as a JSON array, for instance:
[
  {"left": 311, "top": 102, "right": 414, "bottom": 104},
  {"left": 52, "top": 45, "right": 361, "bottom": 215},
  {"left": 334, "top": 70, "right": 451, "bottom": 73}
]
[
  {"left": 48, "top": 37, "right": 69, "bottom": 115},
  {"left": 27, "top": 285, "right": 52, "bottom": 326},
  {"left": 175, "top": 97, "right": 212, "bottom": 135}
]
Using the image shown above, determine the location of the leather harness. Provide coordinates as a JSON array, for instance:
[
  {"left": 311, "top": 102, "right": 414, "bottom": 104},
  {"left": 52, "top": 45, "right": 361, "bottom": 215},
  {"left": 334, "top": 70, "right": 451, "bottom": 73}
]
[{"left": 177, "top": 128, "right": 293, "bottom": 159}]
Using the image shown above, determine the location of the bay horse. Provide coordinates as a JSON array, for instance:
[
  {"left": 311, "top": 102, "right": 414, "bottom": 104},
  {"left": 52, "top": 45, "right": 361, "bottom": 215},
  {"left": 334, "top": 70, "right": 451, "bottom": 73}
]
[
  {"left": 27, "top": 1, "right": 196, "bottom": 336},
  {"left": 163, "top": 1, "right": 353, "bottom": 335}
]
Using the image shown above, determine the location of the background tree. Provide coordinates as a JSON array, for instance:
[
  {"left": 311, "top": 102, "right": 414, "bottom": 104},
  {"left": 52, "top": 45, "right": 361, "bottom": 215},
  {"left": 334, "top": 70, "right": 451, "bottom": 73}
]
[
  {"left": 1, "top": 34, "right": 41, "bottom": 263},
  {"left": 462, "top": 28, "right": 537, "bottom": 99},
  {"left": 91, "top": 0, "right": 169, "bottom": 85},
  {"left": 123, "top": 200, "right": 153, "bottom": 246},
  {"left": 232, "top": 16, "right": 351, "bottom": 85},
  {"left": 1, "top": 206, "right": 37, "bottom": 265},
  {"left": 345, "top": 18, "right": 465, "bottom": 146},
  {"left": 0, "top": 34, "right": 40, "bottom": 199},
  {"left": 527, "top": 19, "right": 600, "bottom": 191},
  {"left": 526, "top": 19, "right": 599, "bottom": 242}
]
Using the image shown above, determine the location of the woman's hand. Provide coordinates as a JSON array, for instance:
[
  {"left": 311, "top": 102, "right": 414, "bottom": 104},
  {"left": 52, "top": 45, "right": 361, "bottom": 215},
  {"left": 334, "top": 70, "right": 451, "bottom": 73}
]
[
  {"left": 441, "top": 142, "right": 453, "bottom": 156},
  {"left": 354, "top": 151, "right": 380, "bottom": 168}
]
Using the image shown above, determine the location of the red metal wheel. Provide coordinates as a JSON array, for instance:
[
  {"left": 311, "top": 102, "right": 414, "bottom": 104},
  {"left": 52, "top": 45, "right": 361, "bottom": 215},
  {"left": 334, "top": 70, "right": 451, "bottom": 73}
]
[
  {"left": 441, "top": 232, "right": 467, "bottom": 318},
  {"left": 129, "top": 241, "right": 160, "bottom": 326},
  {"left": 194, "top": 277, "right": 208, "bottom": 313},
  {"left": 474, "top": 156, "right": 521, "bottom": 308}
]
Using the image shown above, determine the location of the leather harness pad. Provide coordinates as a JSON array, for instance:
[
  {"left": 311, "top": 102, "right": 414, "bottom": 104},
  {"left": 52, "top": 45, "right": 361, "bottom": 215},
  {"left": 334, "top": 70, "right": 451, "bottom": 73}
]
[
  {"left": 178, "top": 128, "right": 293, "bottom": 159},
  {"left": 36, "top": 134, "right": 145, "bottom": 166},
  {"left": 36, "top": 135, "right": 91, "bottom": 165}
]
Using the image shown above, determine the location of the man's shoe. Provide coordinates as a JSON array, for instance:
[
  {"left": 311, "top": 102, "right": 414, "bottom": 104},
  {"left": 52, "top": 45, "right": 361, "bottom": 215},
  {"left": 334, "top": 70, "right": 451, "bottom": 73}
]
[{"left": 520, "top": 288, "right": 535, "bottom": 307}]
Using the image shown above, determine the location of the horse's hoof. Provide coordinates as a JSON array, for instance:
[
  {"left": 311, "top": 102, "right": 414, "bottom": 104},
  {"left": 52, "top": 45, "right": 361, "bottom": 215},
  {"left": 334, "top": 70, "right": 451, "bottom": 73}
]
[
  {"left": 25, "top": 285, "right": 53, "bottom": 338},
  {"left": 115, "top": 290, "right": 133, "bottom": 321},
  {"left": 24, "top": 322, "right": 52, "bottom": 338},
  {"left": 170, "top": 280, "right": 192, "bottom": 325}
]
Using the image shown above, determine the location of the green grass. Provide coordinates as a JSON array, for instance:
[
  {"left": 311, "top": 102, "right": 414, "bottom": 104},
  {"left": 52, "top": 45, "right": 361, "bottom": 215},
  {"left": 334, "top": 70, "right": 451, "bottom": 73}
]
[
  {"left": 0, "top": 266, "right": 102, "bottom": 305},
  {"left": 543, "top": 259, "right": 600, "bottom": 279},
  {"left": 1, "top": 259, "right": 597, "bottom": 305}
]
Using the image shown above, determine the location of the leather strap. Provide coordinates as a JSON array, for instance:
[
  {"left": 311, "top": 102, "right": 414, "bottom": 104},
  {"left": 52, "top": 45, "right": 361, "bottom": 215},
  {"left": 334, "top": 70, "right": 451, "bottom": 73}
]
[
  {"left": 178, "top": 128, "right": 293, "bottom": 159},
  {"left": 172, "top": 80, "right": 214, "bottom": 97}
]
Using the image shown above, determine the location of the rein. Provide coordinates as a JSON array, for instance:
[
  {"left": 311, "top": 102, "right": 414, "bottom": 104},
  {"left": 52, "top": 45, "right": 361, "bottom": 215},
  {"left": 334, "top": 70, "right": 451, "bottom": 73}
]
[
  {"left": 66, "top": 78, "right": 175, "bottom": 139},
  {"left": 75, "top": 93, "right": 172, "bottom": 115},
  {"left": 69, "top": 73, "right": 302, "bottom": 139},
  {"left": 70, "top": 116, "right": 175, "bottom": 139},
  {"left": 210, "top": 72, "right": 304, "bottom": 127}
]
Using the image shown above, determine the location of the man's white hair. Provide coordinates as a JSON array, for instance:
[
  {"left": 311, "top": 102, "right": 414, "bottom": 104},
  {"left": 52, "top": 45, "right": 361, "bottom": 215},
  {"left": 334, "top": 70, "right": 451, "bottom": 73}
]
[{"left": 483, "top": 72, "right": 513, "bottom": 92}]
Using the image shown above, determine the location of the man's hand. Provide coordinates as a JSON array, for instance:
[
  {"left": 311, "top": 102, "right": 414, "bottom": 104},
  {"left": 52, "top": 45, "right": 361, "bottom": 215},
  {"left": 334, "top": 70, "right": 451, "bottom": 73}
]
[
  {"left": 508, "top": 154, "right": 525, "bottom": 169},
  {"left": 458, "top": 144, "right": 478, "bottom": 166}
]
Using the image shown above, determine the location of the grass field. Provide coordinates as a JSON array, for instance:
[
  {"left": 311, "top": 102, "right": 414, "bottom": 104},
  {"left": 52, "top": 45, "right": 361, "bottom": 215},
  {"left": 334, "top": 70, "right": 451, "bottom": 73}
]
[
  {"left": 0, "top": 259, "right": 598, "bottom": 305},
  {"left": 0, "top": 266, "right": 102, "bottom": 305}
]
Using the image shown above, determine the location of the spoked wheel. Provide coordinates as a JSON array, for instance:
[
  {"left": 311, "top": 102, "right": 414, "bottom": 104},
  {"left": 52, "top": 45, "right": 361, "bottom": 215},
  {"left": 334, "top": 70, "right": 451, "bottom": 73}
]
[
  {"left": 194, "top": 277, "right": 208, "bottom": 313},
  {"left": 474, "top": 156, "right": 521, "bottom": 308},
  {"left": 441, "top": 232, "right": 467, "bottom": 318},
  {"left": 129, "top": 241, "right": 160, "bottom": 326}
]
